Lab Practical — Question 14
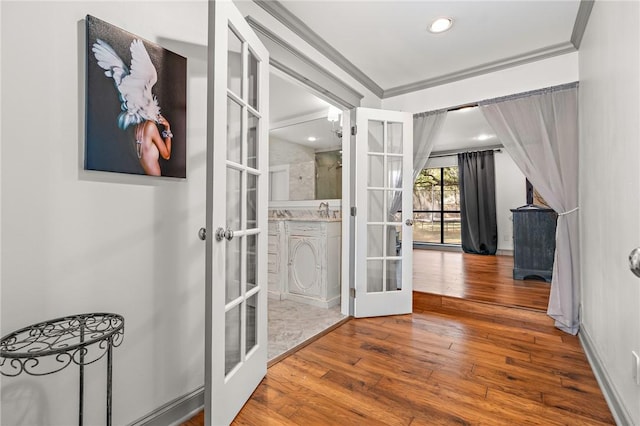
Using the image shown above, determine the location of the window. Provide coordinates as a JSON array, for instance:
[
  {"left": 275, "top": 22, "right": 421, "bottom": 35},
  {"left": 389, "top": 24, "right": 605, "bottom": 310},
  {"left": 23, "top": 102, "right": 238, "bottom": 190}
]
[{"left": 413, "top": 167, "right": 461, "bottom": 244}]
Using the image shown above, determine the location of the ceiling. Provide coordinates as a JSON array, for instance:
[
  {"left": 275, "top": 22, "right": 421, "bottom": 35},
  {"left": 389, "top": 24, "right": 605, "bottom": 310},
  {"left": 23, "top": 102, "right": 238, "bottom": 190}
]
[{"left": 266, "top": 0, "right": 584, "bottom": 151}]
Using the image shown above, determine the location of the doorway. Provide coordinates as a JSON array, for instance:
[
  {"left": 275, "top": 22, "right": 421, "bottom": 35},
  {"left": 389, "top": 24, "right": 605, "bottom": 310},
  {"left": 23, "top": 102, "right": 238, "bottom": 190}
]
[
  {"left": 411, "top": 106, "right": 551, "bottom": 311},
  {"left": 266, "top": 69, "right": 348, "bottom": 362}
]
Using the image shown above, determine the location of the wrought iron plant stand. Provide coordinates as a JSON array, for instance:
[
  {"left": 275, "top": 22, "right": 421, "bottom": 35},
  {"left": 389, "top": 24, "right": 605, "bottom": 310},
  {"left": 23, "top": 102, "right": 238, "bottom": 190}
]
[{"left": 0, "top": 313, "right": 125, "bottom": 425}]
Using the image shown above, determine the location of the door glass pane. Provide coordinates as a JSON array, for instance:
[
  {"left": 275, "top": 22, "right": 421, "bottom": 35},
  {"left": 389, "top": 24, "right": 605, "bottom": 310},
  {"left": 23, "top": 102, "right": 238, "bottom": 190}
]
[
  {"left": 386, "top": 259, "right": 402, "bottom": 291},
  {"left": 227, "top": 168, "right": 242, "bottom": 231},
  {"left": 367, "top": 260, "right": 383, "bottom": 293},
  {"left": 227, "top": 27, "right": 242, "bottom": 96},
  {"left": 388, "top": 190, "right": 401, "bottom": 222},
  {"left": 387, "top": 122, "right": 403, "bottom": 154},
  {"left": 247, "top": 112, "right": 258, "bottom": 169},
  {"left": 367, "top": 225, "right": 384, "bottom": 258},
  {"left": 247, "top": 173, "right": 257, "bottom": 229},
  {"left": 246, "top": 293, "right": 257, "bottom": 355},
  {"left": 248, "top": 49, "right": 258, "bottom": 110},
  {"left": 225, "top": 304, "right": 241, "bottom": 375},
  {"left": 368, "top": 120, "right": 383, "bottom": 153},
  {"left": 386, "top": 225, "right": 400, "bottom": 256},
  {"left": 246, "top": 234, "right": 257, "bottom": 292},
  {"left": 227, "top": 98, "right": 242, "bottom": 164},
  {"left": 368, "top": 190, "right": 384, "bottom": 223},
  {"left": 387, "top": 156, "right": 402, "bottom": 189},
  {"left": 226, "top": 235, "right": 241, "bottom": 303},
  {"left": 368, "top": 155, "right": 384, "bottom": 187}
]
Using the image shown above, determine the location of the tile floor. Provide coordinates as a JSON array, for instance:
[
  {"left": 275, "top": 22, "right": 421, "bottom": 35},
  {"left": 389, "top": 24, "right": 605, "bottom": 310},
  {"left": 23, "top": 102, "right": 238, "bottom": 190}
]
[{"left": 268, "top": 298, "right": 346, "bottom": 361}]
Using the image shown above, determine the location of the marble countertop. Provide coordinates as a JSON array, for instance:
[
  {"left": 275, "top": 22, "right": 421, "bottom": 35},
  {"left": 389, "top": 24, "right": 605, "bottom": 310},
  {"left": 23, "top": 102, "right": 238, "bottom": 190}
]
[{"left": 268, "top": 217, "right": 342, "bottom": 222}]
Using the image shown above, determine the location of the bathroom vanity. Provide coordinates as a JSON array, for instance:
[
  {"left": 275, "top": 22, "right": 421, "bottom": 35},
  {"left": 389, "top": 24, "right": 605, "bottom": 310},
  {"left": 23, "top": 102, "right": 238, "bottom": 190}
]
[{"left": 268, "top": 218, "right": 341, "bottom": 308}]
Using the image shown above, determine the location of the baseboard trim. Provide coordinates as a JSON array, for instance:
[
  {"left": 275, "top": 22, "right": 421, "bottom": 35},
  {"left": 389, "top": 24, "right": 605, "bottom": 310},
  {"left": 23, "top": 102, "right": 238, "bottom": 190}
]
[
  {"left": 129, "top": 386, "right": 204, "bottom": 426},
  {"left": 579, "top": 326, "right": 633, "bottom": 426},
  {"left": 496, "top": 249, "right": 514, "bottom": 256}
]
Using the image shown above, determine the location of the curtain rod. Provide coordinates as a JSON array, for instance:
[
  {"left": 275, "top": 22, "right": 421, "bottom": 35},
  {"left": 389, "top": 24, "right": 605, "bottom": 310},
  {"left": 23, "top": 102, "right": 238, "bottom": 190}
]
[
  {"left": 414, "top": 81, "right": 579, "bottom": 116},
  {"left": 429, "top": 145, "right": 502, "bottom": 159}
]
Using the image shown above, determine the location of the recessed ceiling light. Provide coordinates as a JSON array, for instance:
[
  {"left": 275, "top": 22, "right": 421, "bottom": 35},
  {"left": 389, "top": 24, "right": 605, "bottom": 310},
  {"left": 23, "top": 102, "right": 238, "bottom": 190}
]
[
  {"left": 476, "top": 134, "right": 492, "bottom": 141},
  {"left": 429, "top": 17, "right": 453, "bottom": 33},
  {"left": 307, "top": 136, "right": 317, "bottom": 142}
]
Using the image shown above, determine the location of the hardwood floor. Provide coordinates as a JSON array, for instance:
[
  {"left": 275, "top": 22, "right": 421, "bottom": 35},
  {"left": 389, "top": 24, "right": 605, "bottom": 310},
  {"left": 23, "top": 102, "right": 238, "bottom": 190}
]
[
  {"left": 413, "top": 250, "right": 551, "bottom": 311},
  {"left": 182, "top": 252, "right": 614, "bottom": 425}
]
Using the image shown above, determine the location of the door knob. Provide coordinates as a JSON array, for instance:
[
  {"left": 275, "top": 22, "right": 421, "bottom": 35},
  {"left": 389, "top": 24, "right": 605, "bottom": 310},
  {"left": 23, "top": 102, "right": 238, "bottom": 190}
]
[
  {"left": 629, "top": 247, "right": 640, "bottom": 278},
  {"left": 198, "top": 227, "right": 206, "bottom": 241},
  {"left": 215, "top": 227, "right": 234, "bottom": 242},
  {"left": 405, "top": 219, "right": 414, "bottom": 226}
]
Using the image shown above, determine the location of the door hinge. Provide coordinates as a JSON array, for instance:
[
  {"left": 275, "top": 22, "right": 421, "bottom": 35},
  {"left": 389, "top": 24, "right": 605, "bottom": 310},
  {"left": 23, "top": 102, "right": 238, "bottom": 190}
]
[
  {"left": 351, "top": 125, "right": 357, "bottom": 136},
  {"left": 350, "top": 207, "right": 357, "bottom": 216},
  {"left": 349, "top": 288, "right": 356, "bottom": 298}
]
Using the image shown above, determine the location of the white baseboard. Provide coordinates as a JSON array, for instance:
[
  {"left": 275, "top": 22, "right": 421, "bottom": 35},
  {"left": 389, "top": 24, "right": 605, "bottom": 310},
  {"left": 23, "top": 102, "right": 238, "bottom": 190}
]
[
  {"left": 129, "top": 387, "right": 204, "bottom": 426},
  {"left": 496, "top": 249, "right": 514, "bottom": 256},
  {"left": 579, "top": 326, "right": 633, "bottom": 426}
]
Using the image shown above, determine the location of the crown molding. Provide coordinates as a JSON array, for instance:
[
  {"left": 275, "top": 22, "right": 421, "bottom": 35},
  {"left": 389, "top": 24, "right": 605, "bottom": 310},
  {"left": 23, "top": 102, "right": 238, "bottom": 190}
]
[
  {"left": 253, "top": 0, "right": 384, "bottom": 98},
  {"left": 383, "top": 42, "right": 576, "bottom": 99},
  {"left": 571, "top": 0, "right": 595, "bottom": 49},
  {"left": 246, "top": 16, "right": 363, "bottom": 109}
]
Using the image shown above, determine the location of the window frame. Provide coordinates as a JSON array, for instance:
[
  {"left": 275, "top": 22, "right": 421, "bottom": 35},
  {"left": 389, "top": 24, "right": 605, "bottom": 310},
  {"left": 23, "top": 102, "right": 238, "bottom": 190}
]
[{"left": 413, "top": 166, "right": 461, "bottom": 245}]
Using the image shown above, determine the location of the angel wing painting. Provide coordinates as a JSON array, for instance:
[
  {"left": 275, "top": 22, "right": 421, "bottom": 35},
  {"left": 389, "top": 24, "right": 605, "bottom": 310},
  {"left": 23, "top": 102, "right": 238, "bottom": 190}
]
[{"left": 85, "top": 15, "right": 186, "bottom": 178}]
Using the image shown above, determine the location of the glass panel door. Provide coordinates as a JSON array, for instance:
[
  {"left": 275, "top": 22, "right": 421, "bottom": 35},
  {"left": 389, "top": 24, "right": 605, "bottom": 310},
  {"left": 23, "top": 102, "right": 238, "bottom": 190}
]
[
  {"left": 354, "top": 108, "right": 413, "bottom": 317},
  {"left": 205, "top": 1, "right": 269, "bottom": 424}
]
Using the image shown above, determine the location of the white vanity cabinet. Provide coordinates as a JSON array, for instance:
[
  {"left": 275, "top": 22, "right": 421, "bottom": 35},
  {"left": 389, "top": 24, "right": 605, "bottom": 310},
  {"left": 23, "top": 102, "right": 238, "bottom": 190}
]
[
  {"left": 286, "top": 221, "right": 341, "bottom": 308},
  {"left": 267, "top": 219, "right": 341, "bottom": 308}
]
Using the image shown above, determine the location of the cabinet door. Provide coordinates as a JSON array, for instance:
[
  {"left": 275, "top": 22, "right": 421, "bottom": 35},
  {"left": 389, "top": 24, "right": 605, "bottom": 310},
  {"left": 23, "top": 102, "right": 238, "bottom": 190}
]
[{"left": 288, "top": 235, "right": 323, "bottom": 297}]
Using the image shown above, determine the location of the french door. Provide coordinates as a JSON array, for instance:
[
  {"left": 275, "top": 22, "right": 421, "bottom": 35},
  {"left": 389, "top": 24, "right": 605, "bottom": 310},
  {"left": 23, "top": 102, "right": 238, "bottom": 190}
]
[
  {"left": 354, "top": 108, "right": 414, "bottom": 317},
  {"left": 204, "top": 1, "right": 269, "bottom": 424}
]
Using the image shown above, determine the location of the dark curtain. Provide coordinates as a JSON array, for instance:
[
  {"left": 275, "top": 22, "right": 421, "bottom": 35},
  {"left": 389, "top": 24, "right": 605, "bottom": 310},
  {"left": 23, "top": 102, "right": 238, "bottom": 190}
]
[{"left": 458, "top": 150, "right": 497, "bottom": 254}]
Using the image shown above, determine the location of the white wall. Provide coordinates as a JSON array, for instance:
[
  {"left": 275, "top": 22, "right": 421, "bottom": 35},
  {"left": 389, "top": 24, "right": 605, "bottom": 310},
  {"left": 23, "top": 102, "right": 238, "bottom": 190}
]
[
  {"left": 1, "top": 2, "right": 208, "bottom": 425},
  {"left": 579, "top": 1, "right": 640, "bottom": 424},
  {"left": 494, "top": 151, "right": 526, "bottom": 252},
  {"left": 382, "top": 52, "right": 579, "bottom": 113}
]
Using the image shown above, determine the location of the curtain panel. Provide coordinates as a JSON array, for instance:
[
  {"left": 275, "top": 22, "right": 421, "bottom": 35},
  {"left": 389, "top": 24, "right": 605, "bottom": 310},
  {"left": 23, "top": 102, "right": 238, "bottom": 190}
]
[
  {"left": 389, "top": 110, "right": 447, "bottom": 216},
  {"left": 458, "top": 150, "right": 498, "bottom": 255},
  {"left": 480, "top": 83, "right": 579, "bottom": 334}
]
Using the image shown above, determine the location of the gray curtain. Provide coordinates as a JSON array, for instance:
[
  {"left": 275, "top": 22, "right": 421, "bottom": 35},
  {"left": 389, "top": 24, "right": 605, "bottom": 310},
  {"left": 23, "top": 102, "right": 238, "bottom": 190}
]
[
  {"left": 458, "top": 150, "right": 497, "bottom": 255},
  {"left": 480, "top": 83, "right": 579, "bottom": 334}
]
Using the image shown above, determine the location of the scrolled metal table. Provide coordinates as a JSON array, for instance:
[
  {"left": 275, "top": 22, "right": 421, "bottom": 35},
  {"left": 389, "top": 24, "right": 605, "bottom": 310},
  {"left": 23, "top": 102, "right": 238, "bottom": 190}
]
[{"left": 0, "top": 313, "right": 125, "bottom": 426}]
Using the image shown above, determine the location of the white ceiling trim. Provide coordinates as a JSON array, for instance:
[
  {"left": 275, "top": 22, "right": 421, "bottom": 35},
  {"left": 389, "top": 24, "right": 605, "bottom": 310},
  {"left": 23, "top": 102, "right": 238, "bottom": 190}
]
[
  {"left": 383, "top": 42, "right": 577, "bottom": 99},
  {"left": 246, "top": 16, "right": 364, "bottom": 109},
  {"left": 253, "top": 0, "right": 594, "bottom": 100},
  {"left": 570, "top": 0, "right": 595, "bottom": 49},
  {"left": 253, "top": 0, "right": 384, "bottom": 98}
]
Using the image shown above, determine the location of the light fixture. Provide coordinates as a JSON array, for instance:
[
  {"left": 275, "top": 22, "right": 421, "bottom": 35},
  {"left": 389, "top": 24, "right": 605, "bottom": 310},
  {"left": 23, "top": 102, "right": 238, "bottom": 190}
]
[
  {"left": 307, "top": 136, "right": 317, "bottom": 142},
  {"left": 327, "top": 106, "right": 342, "bottom": 122},
  {"left": 476, "top": 134, "right": 492, "bottom": 141},
  {"left": 429, "top": 17, "right": 453, "bottom": 33},
  {"left": 456, "top": 106, "right": 475, "bottom": 113}
]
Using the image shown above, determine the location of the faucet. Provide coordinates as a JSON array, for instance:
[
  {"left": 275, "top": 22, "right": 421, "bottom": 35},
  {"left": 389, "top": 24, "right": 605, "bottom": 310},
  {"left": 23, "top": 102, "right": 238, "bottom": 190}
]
[{"left": 318, "top": 202, "right": 329, "bottom": 218}]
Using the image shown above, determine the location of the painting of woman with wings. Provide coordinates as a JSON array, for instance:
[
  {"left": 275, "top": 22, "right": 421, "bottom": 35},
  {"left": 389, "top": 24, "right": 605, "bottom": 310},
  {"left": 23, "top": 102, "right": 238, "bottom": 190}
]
[{"left": 85, "top": 15, "right": 186, "bottom": 178}]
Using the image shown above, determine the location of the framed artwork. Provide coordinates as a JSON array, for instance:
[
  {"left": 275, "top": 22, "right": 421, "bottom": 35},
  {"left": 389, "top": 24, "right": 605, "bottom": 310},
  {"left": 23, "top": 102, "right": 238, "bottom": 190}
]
[{"left": 85, "top": 15, "right": 187, "bottom": 178}]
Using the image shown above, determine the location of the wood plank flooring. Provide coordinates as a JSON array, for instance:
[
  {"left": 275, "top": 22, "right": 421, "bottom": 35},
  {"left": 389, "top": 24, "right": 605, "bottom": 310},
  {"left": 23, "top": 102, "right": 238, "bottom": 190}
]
[
  {"left": 182, "top": 252, "right": 614, "bottom": 425},
  {"left": 413, "top": 250, "right": 551, "bottom": 311}
]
